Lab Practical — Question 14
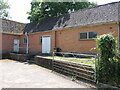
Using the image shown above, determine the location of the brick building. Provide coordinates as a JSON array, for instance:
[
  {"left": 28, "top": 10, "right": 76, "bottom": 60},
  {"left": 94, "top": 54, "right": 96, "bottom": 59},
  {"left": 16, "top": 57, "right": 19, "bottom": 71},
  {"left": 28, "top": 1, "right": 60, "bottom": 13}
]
[{"left": 0, "top": 2, "right": 120, "bottom": 58}]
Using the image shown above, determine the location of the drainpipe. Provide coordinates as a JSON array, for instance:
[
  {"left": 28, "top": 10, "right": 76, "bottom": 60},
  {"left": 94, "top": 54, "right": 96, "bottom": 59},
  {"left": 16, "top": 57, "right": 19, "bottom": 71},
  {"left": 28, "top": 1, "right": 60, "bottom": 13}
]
[{"left": 25, "top": 32, "right": 29, "bottom": 54}]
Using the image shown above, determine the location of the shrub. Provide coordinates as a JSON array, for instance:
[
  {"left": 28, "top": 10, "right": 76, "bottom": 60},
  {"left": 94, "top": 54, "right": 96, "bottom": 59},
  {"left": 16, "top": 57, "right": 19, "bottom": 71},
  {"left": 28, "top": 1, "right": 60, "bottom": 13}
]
[{"left": 95, "top": 34, "right": 120, "bottom": 86}]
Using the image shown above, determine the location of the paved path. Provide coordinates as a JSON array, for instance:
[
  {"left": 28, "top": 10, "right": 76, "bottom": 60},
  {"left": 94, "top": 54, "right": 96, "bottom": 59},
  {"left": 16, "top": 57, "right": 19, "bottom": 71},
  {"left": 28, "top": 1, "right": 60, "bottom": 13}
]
[{"left": 0, "top": 60, "right": 91, "bottom": 88}]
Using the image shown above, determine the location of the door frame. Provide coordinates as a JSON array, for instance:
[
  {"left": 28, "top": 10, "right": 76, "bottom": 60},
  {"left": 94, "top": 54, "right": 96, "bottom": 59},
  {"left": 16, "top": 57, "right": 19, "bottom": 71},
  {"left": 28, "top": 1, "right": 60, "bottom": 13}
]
[{"left": 42, "top": 35, "right": 51, "bottom": 53}]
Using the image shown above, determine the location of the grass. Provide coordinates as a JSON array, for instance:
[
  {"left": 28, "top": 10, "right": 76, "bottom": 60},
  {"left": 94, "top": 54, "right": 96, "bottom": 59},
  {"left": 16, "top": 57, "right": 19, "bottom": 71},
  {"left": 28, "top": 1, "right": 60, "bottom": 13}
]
[{"left": 39, "top": 56, "right": 95, "bottom": 67}]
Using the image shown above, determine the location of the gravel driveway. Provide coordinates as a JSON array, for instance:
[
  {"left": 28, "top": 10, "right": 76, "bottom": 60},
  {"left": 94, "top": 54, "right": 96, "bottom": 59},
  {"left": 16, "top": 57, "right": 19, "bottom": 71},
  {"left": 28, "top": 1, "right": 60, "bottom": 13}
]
[{"left": 0, "top": 60, "right": 93, "bottom": 88}]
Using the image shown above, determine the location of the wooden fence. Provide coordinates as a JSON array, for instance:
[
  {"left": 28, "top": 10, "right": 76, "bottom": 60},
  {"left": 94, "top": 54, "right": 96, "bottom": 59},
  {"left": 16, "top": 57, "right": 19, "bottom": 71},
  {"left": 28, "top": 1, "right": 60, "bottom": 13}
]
[
  {"left": 53, "top": 59, "right": 96, "bottom": 82},
  {"left": 35, "top": 56, "right": 96, "bottom": 82}
]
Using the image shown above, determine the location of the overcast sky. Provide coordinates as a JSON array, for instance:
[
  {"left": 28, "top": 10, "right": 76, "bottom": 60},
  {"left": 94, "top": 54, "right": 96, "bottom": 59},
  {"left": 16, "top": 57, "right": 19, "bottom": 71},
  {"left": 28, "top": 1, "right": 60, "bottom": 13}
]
[{"left": 7, "top": 0, "right": 119, "bottom": 23}]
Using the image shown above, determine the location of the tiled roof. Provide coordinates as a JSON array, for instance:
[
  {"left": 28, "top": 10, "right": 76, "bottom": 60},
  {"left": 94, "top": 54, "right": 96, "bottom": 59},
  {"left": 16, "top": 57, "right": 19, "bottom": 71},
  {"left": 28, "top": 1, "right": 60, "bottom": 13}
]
[
  {"left": 23, "top": 2, "right": 119, "bottom": 33},
  {"left": 0, "top": 19, "right": 25, "bottom": 34}
]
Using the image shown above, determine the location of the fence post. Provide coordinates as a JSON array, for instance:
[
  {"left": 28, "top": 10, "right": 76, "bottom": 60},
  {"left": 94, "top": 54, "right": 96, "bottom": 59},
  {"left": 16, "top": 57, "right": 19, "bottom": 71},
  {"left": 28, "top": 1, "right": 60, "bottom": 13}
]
[
  {"left": 52, "top": 52, "right": 54, "bottom": 72},
  {"left": 94, "top": 55, "right": 97, "bottom": 83},
  {"left": 116, "top": 58, "right": 118, "bottom": 85},
  {"left": 95, "top": 54, "right": 99, "bottom": 84}
]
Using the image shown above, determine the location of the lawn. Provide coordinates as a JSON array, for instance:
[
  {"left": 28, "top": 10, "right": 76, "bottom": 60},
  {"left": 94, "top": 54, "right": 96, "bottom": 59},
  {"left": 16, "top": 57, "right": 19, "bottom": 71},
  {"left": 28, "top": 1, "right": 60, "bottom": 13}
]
[{"left": 40, "top": 56, "right": 95, "bottom": 67}]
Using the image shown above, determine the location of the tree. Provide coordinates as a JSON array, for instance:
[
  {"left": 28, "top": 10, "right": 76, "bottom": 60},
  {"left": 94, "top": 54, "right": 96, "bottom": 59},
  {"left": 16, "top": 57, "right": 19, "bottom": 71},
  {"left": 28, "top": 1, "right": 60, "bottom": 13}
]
[
  {"left": 0, "top": 0, "right": 10, "bottom": 18},
  {"left": 28, "top": 0, "right": 97, "bottom": 22}
]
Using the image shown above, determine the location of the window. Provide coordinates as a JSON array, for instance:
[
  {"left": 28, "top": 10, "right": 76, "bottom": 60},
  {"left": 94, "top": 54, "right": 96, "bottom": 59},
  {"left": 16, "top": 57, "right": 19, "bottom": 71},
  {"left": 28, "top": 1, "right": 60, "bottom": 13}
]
[
  {"left": 80, "top": 32, "right": 97, "bottom": 40},
  {"left": 23, "top": 38, "right": 27, "bottom": 44},
  {"left": 89, "top": 32, "right": 97, "bottom": 39},
  {"left": 80, "top": 32, "right": 87, "bottom": 39},
  {"left": 40, "top": 36, "right": 42, "bottom": 44}
]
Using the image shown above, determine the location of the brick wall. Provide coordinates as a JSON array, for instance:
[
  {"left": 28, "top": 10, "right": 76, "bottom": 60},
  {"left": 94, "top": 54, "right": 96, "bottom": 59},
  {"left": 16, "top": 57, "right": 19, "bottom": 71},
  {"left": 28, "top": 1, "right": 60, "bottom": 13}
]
[
  {"left": 2, "top": 34, "right": 20, "bottom": 54},
  {"left": 20, "top": 23, "right": 119, "bottom": 54},
  {"left": 1, "top": 23, "right": 118, "bottom": 55},
  {"left": 55, "top": 23, "right": 118, "bottom": 53},
  {"left": 19, "top": 31, "right": 56, "bottom": 54}
]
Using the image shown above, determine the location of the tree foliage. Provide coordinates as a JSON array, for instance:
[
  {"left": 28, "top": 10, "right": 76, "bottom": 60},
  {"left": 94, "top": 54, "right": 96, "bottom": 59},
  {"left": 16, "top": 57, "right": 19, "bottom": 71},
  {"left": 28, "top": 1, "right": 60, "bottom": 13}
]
[
  {"left": 28, "top": 0, "right": 97, "bottom": 22},
  {"left": 0, "top": 0, "right": 9, "bottom": 18}
]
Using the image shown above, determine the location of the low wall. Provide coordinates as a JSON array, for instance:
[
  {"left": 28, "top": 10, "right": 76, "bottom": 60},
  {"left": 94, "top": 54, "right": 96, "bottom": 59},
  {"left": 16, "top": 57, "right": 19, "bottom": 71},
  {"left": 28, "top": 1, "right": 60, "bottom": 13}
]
[
  {"left": 35, "top": 56, "right": 95, "bottom": 82},
  {"left": 35, "top": 56, "right": 52, "bottom": 69},
  {"left": 1, "top": 53, "right": 10, "bottom": 59},
  {"left": 10, "top": 53, "right": 30, "bottom": 62}
]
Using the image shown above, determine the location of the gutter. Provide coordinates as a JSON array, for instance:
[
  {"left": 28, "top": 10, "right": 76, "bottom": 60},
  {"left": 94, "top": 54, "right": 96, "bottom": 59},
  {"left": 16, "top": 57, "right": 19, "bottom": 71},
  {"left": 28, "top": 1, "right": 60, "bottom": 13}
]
[
  {"left": 0, "top": 32, "right": 22, "bottom": 35},
  {"left": 26, "top": 21, "right": 118, "bottom": 35}
]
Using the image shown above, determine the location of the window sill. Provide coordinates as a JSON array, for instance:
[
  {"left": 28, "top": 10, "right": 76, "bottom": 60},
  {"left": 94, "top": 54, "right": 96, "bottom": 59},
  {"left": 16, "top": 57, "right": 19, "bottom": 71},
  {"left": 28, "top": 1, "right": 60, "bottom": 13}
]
[{"left": 79, "top": 39, "right": 94, "bottom": 41}]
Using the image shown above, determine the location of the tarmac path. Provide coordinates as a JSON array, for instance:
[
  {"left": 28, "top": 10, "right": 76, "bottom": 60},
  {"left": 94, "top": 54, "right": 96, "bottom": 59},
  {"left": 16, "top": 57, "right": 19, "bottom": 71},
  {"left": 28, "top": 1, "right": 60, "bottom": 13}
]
[{"left": 0, "top": 60, "right": 92, "bottom": 88}]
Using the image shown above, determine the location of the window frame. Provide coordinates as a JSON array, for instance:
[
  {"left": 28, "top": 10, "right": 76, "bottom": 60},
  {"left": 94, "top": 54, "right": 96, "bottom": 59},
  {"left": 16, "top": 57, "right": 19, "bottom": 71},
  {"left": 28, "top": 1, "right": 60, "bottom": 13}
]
[
  {"left": 23, "top": 38, "right": 27, "bottom": 44},
  {"left": 88, "top": 32, "right": 97, "bottom": 39},
  {"left": 80, "top": 32, "right": 97, "bottom": 40},
  {"left": 80, "top": 32, "right": 88, "bottom": 40}
]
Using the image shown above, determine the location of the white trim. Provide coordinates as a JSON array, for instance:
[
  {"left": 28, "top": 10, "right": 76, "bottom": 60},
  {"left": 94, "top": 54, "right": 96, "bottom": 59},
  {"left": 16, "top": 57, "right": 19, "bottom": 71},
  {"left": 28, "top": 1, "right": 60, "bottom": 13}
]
[
  {"left": 25, "top": 33, "right": 29, "bottom": 54},
  {"left": 87, "top": 32, "right": 89, "bottom": 39},
  {"left": 42, "top": 35, "right": 51, "bottom": 38}
]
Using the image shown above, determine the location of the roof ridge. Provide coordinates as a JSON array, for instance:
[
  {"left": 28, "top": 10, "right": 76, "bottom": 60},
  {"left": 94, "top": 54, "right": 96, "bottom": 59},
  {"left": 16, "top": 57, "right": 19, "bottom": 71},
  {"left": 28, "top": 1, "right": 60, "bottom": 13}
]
[
  {"left": 29, "top": 1, "right": 120, "bottom": 24},
  {"left": 1, "top": 18, "right": 26, "bottom": 24},
  {"left": 71, "top": 1, "right": 120, "bottom": 14}
]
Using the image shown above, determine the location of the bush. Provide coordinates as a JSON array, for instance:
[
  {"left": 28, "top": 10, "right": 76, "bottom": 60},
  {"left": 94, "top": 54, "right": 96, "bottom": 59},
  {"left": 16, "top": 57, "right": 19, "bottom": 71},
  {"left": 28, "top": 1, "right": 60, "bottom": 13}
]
[{"left": 96, "top": 34, "right": 120, "bottom": 86}]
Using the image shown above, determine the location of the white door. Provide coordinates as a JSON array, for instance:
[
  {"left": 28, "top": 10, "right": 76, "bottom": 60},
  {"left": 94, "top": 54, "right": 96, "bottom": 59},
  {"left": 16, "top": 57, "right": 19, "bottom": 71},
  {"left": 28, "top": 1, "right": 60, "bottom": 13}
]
[
  {"left": 13, "top": 39, "right": 19, "bottom": 52},
  {"left": 42, "top": 36, "right": 51, "bottom": 53}
]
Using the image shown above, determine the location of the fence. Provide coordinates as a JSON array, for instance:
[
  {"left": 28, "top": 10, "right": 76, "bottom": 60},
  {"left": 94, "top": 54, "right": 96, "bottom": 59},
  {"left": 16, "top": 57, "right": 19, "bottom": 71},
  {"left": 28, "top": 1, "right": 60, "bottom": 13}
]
[
  {"left": 52, "top": 52, "right": 97, "bottom": 82},
  {"left": 34, "top": 52, "right": 97, "bottom": 83}
]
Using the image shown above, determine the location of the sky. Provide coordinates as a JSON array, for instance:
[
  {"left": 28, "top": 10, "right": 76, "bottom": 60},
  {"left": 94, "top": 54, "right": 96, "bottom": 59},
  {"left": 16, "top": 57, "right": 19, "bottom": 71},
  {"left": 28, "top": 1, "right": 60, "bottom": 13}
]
[{"left": 7, "top": 0, "right": 119, "bottom": 23}]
